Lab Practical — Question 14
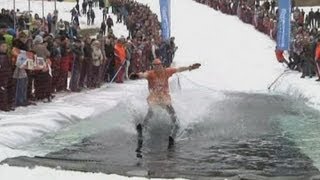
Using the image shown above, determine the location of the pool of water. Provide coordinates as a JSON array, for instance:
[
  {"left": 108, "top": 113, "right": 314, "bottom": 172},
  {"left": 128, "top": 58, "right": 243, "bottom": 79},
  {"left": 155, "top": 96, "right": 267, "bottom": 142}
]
[{"left": 2, "top": 92, "right": 320, "bottom": 179}]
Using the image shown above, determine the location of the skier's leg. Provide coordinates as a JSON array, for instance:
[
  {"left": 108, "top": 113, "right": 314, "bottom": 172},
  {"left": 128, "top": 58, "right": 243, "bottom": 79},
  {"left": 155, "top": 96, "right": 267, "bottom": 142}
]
[
  {"left": 165, "top": 104, "right": 179, "bottom": 146},
  {"left": 136, "top": 106, "right": 153, "bottom": 157},
  {"left": 137, "top": 107, "right": 153, "bottom": 136}
]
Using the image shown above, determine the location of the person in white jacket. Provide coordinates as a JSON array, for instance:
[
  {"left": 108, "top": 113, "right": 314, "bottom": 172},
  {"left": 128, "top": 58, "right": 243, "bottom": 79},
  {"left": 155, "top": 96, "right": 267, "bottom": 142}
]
[{"left": 91, "top": 40, "right": 103, "bottom": 88}]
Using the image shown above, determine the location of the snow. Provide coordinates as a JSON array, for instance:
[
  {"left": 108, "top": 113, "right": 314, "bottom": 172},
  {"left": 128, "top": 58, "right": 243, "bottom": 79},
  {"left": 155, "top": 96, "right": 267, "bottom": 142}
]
[
  {"left": 1, "top": 0, "right": 320, "bottom": 179},
  {"left": 0, "top": 83, "right": 139, "bottom": 156},
  {"left": 3, "top": 0, "right": 129, "bottom": 37},
  {"left": 0, "top": 164, "right": 187, "bottom": 180}
]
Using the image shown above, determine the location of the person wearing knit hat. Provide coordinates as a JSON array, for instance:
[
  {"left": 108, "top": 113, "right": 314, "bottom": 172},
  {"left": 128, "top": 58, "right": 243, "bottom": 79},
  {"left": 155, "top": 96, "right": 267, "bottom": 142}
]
[
  {"left": 18, "top": 31, "right": 27, "bottom": 38},
  {"left": 33, "top": 35, "right": 43, "bottom": 44},
  {"left": 39, "top": 31, "right": 45, "bottom": 37},
  {"left": 130, "top": 59, "right": 201, "bottom": 148}
]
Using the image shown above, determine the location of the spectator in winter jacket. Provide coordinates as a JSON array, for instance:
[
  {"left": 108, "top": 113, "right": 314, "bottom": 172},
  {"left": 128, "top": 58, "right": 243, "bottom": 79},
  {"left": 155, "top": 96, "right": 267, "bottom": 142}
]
[
  {"left": 52, "top": 13, "right": 58, "bottom": 35},
  {"left": 99, "top": 0, "right": 105, "bottom": 10},
  {"left": 293, "top": 8, "right": 300, "bottom": 23},
  {"left": 255, "top": 0, "right": 260, "bottom": 8},
  {"left": 0, "top": 24, "right": 13, "bottom": 50},
  {"left": 263, "top": 0, "right": 270, "bottom": 12},
  {"left": 76, "top": 3, "right": 80, "bottom": 16},
  {"left": 125, "top": 40, "right": 134, "bottom": 80},
  {"left": 309, "top": 8, "right": 315, "bottom": 28},
  {"left": 291, "top": 0, "right": 295, "bottom": 11},
  {"left": 12, "top": 31, "right": 29, "bottom": 51},
  {"left": 91, "top": 40, "right": 103, "bottom": 87},
  {"left": 70, "top": 7, "right": 77, "bottom": 22},
  {"left": 73, "top": 14, "right": 80, "bottom": 27},
  {"left": 168, "top": 37, "right": 177, "bottom": 66},
  {"left": 300, "top": 43, "right": 314, "bottom": 79},
  {"left": 103, "top": 7, "right": 108, "bottom": 21},
  {"left": 80, "top": 36, "right": 92, "bottom": 88},
  {"left": 270, "top": 0, "right": 276, "bottom": 14},
  {"left": 50, "top": 38, "right": 62, "bottom": 93},
  {"left": 100, "top": 21, "right": 106, "bottom": 35},
  {"left": 82, "top": 0, "right": 88, "bottom": 15},
  {"left": 105, "top": 0, "right": 110, "bottom": 14},
  {"left": 114, "top": 36, "right": 126, "bottom": 83},
  {"left": 88, "top": 0, "right": 93, "bottom": 9},
  {"left": 90, "top": 9, "right": 95, "bottom": 25},
  {"left": 158, "top": 39, "right": 170, "bottom": 67},
  {"left": 275, "top": 48, "right": 290, "bottom": 67},
  {"left": 58, "top": 19, "right": 66, "bottom": 36},
  {"left": 13, "top": 50, "right": 28, "bottom": 107},
  {"left": 104, "top": 37, "right": 115, "bottom": 81},
  {"left": 96, "top": 34, "right": 107, "bottom": 84},
  {"left": 47, "top": 13, "right": 52, "bottom": 33},
  {"left": 33, "top": 35, "right": 52, "bottom": 102},
  {"left": 315, "top": 9, "right": 320, "bottom": 28},
  {"left": 58, "top": 36, "right": 72, "bottom": 92},
  {"left": 87, "top": 10, "right": 91, "bottom": 25},
  {"left": 315, "top": 39, "right": 320, "bottom": 81},
  {"left": 70, "top": 38, "right": 83, "bottom": 92},
  {"left": 106, "top": 15, "right": 114, "bottom": 32},
  {"left": 0, "top": 41, "right": 12, "bottom": 111}
]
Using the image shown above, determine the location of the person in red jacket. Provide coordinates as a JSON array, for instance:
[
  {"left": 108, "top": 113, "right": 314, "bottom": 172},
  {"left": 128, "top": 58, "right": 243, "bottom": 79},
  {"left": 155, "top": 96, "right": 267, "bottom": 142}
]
[
  {"left": 275, "top": 49, "right": 288, "bottom": 64},
  {"left": 275, "top": 48, "right": 290, "bottom": 67},
  {"left": 315, "top": 39, "right": 320, "bottom": 81},
  {"left": 114, "top": 36, "right": 126, "bottom": 83},
  {"left": 58, "top": 37, "right": 73, "bottom": 91},
  {"left": 130, "top": 59, "right": 201, "bottom": 147}
]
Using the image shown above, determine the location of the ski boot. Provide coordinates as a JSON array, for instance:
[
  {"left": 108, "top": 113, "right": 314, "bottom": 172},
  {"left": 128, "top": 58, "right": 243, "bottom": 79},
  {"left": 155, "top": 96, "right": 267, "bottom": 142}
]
[
  {"left": 168, "top": 136, "right": 174, "bottom": 148},
  {"left": 136, "top": 124, "right": 143, "bottom": 137}
]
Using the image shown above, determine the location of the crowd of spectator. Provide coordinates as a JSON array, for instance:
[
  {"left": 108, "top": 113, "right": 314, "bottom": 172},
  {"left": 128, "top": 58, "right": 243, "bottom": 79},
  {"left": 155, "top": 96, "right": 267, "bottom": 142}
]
[
  {"left": 194, "top": 0, "right": 320, "bottom": 81},
  {"left": 0, "top": 0, "right": 177, "bottom": 112}
]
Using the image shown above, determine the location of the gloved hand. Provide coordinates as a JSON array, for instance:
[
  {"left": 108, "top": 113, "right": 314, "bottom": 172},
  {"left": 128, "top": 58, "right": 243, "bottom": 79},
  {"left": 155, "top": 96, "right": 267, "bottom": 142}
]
[
  {"left": 129, "top": 73, "right": 139, "bottom": 80},
  {"left": 189, "top": 63, "right": 201, "bottom": 71}
]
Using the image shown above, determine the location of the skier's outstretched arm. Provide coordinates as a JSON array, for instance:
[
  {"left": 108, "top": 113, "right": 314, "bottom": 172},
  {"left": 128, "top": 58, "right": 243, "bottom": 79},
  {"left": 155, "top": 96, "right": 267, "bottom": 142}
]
[
  {"left": 129, "top": 72, "right": 148, "bottom": 80},
  {"left": 176, "top": 63, "right": 201, "bottom": 73},
  {"left": 137, "top": 72, "right": 148, "bottom": 79}
]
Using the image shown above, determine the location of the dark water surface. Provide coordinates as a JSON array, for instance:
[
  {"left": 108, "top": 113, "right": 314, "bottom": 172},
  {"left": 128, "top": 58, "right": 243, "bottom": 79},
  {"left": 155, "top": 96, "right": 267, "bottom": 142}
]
[{"left": 2, "top": 92, "right": 320, "bottom": 179}]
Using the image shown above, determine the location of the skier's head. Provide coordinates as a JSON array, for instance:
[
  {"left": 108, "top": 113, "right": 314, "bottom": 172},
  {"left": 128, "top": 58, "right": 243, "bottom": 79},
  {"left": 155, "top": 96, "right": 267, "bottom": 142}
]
[
  {"left": 152, "top": 58, "right": 164, "bottom": 72},
  {"left": 152, "top": 58, "right": 162, "bottom": 65}
]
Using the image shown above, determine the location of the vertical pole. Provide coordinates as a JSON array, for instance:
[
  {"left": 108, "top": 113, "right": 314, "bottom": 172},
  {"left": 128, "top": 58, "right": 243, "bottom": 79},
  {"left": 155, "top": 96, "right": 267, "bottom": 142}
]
[
  {"left": 54, "top": 0, "right": 57, "bottom": 12},
  {"left": 13, "top": 0, "right": 16, "bottom": 30},
  {"left": 42, "top": 0, "right": 44, "bottom": 18},
  {"left": 28, "top": 0, "right": 30, "bottom": 13}
]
